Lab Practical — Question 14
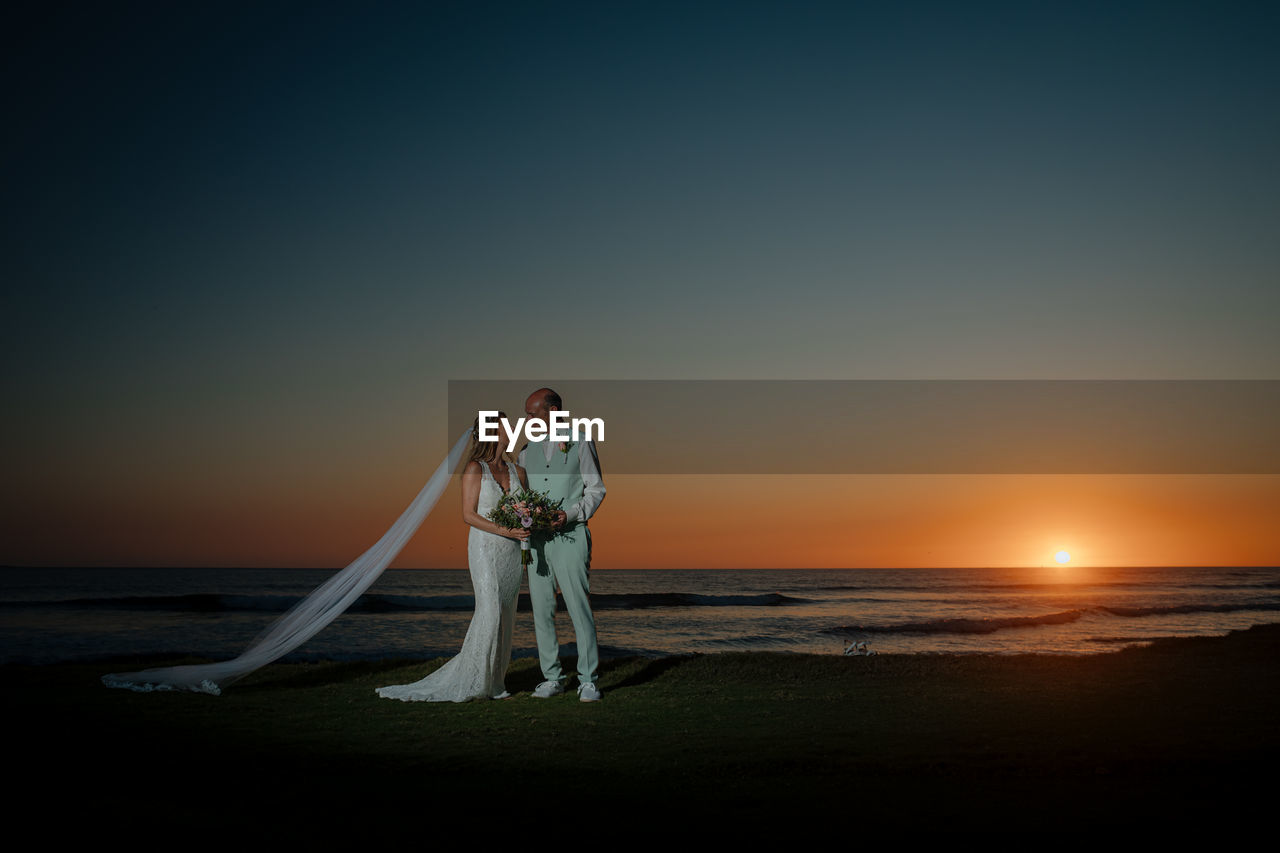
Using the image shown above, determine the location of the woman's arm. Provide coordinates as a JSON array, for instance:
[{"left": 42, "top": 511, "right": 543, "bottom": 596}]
[
  {"left": 461, "top": 461, "right": 531, "bottom": 541},
  {"left": 514, "top": 463, "right": 529, "bottom": 491}
]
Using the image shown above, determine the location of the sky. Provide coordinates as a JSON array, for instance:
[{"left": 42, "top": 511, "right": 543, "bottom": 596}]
[{"left": 3, "top": 0, "right": 1278, "bottom": 569}]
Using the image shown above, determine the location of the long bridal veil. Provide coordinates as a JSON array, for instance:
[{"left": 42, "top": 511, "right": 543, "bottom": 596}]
[{"left": 102, "top": 430, "right": 471, "bottom": 695}]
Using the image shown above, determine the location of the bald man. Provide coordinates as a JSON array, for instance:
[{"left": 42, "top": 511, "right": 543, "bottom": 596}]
[{"left": 518, "top": 387, "right": 606, "bottom": 701}]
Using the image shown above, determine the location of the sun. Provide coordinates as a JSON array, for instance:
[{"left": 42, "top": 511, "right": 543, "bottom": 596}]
[{"left": 1054, "top": 550, "right": 1071, "bottom": 564}]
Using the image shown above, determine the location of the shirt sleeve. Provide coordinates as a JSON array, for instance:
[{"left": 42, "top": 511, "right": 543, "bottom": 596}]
[{"left": 565, "top": 439, "right": 606, "bottom": 523}]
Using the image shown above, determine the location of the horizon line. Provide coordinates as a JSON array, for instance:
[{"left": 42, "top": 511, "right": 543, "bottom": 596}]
[{"left": 3, "top": 564, "right": 1277, "bottom": 572}]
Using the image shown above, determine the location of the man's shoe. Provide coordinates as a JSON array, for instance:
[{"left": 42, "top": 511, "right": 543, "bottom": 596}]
[
  {"left": 532, "top": 680, "right": 564, "bottom": 699},
  {"left": 577, "top": 681, "right": 603, "bottom": 702}
]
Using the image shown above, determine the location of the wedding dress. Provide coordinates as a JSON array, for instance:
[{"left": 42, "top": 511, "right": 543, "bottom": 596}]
[{"left": 376, "top": 459, "right": 522, "bottom": 702}]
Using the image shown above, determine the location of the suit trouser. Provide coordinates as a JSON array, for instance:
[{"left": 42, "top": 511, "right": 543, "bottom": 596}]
[{"left": 526, "top": 524, "right": 597, "bottom": 685}]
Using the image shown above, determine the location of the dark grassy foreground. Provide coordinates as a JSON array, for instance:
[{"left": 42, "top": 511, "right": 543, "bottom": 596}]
[{"left": 9, "top": 625, "right": 1279, "bottom": 837}]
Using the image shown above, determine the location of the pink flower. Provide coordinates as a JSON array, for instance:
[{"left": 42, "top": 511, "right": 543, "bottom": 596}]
[{"left": 558, "top": 442, "right": 568, "bottom": 453}]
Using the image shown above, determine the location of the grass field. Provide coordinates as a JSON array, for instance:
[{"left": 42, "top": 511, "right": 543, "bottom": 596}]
[{"left": 10, "top": 624, "right": 1278, "bottom": 837}]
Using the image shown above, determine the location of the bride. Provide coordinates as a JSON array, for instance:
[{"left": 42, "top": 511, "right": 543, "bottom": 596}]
[{"left": 376, "top": 415, "right": 530, "bottom": 702}]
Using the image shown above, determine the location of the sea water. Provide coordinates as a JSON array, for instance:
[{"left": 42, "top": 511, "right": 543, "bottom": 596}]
[{"left": 1, "top": 565, "right": 1278, "bottom": 664}]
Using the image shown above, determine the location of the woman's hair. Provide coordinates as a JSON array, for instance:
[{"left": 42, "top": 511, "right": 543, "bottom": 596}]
[{"left": 466, "top": 412, "right": 508, "bottom": 467}]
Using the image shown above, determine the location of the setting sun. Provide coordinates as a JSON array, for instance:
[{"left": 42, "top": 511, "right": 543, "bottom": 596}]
[{"left": 1055, "top": 550, "right": 1071, "bottom": 564}]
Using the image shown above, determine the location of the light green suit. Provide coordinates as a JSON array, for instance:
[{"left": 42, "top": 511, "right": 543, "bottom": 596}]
[{"left": 522, "top": 438, "right": 599, "bottom": 686}]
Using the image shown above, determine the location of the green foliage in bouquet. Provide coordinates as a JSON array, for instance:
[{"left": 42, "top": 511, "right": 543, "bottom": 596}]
[{"left": 486, "top": 488, "right": 564, "bottom": 537}]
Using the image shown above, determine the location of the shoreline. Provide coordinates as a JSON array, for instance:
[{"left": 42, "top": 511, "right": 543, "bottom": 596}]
[{"left": 9, "top": 617, "right": 1278, "bottom": 669}]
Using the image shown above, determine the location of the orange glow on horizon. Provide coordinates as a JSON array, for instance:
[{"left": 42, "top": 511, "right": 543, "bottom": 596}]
[{"left": 9, "top": 473, "right": 1277, "bottom": 570}]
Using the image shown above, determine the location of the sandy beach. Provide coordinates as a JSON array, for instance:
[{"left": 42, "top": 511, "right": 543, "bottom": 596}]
[{"left": 6, "top": 622, "right": 1277, "bottom": 836}]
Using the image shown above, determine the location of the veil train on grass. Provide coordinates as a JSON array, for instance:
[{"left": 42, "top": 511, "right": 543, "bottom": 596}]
[{"left": 101, "top": 430, "right": 471, "bottom": 695}]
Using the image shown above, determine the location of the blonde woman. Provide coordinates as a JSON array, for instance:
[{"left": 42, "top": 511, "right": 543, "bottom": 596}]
[{"left": 376, "top": 414, "right": 530, "bottom": 702}]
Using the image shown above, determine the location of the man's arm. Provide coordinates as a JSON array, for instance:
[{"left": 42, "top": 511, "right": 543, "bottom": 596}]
[{"left": 564, "top": 439, "right": 606, "bottom": 523}]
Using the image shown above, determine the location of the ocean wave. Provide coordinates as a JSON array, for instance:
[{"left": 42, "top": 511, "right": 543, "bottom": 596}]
[
  {"left": 1, "top": 590, "right": 811, "bottom": 614},
  {"left": 806, "top": 577, "right": 1280, "bottom": 595},
  {"left": 588, "top": 592, "right": 809, "bottom": 609},
  {"left": 1, "top": 593, "right": 479, "bottom": 614},
  {"left": 829, "top": 600, "right": 1280, "bottom": 637},
  {"left": 1097, "top": 601, "right": 1280, "bottom": 617},
  {"left": 829, "top": 608, "right": 1089, "bottom": 636}
]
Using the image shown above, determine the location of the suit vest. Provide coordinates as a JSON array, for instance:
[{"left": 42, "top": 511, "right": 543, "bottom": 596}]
[{"left": 526, "top": 439, "right": 583, "bottom": 515}]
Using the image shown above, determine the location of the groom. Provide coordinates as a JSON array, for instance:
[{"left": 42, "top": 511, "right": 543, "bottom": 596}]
[{"left": 518, "top": 387, "right": 606, "bottom": 702}]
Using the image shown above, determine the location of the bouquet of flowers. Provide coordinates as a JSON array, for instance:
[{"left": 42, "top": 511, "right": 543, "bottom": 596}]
[{"left": 487, "top": 487, "right": 564, "bottom": 566}]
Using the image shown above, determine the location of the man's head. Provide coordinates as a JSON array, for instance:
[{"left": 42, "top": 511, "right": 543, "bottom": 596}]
[{"left": 524, "top": 387, "right": 563, "bottom": 426}]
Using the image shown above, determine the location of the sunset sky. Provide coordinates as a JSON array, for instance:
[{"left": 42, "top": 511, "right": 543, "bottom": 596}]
[{"left": 4, "top": 1, "right": 1278, "bottom": 570}]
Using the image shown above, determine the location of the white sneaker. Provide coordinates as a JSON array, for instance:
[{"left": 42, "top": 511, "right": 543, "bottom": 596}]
[
  {"left": 577, "top": 681, "right": 603, "bottom": 702},
  {"left": 532, "top": 680, "right": 564, "bottom": 699}
]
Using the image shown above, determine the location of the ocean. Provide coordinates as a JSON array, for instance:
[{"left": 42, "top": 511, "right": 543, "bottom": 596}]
[{"left": 2, "top": 565, "right": 1278, "bottom": 666}]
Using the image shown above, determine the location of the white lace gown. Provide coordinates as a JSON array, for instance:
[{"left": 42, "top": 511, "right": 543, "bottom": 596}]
[{"left": 376, "top": 460, "right": 522, "bottom": 702}]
